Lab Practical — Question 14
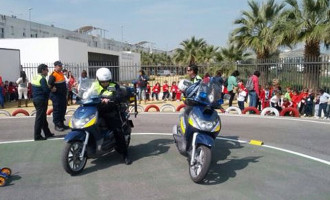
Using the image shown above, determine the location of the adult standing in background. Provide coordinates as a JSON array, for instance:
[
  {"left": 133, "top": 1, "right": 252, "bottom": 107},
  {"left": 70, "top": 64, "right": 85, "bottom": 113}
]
[
  {"left": 31, "top": 64, "right": 54, "bottom": 140},
  {"left": 16, "top": 71, "right": 29, "bottom": 107},
  {"left": 78, "top": 70, "right": 88, "bottom": 92},
  {"left": 227, "top": 70, "right": 240, "bottom": 107},
  {"left": 187, "top": 64, "right": 202, "bottom": 83},
  {"left": 137, "top": 69, "right": 148, "bottom": 104},
  {"left": 248, "top": 71, "right": 261, "bottom": 108},
  {"left": 48, "top": 61, "right": 68, "bottom": 131},
  {"left": 66, "top": 71, "right": 76, "bottom": 105}
]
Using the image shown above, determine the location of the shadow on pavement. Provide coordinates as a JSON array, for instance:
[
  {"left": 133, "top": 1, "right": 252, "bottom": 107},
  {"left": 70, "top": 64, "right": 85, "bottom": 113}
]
[
  {"left": 6, "top": 173, "right": 22, "bottom": 186},
  {"left": 202, "top": 136, "right": 262, "bottom": 185},
  {"left": 78, "top": 138, "right": 172, "bottom": 175}
]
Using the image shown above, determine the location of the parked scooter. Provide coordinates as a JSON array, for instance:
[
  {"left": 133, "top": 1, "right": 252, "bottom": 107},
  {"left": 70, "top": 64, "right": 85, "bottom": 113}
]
[
  {"left": 173, "top": 78, "right": 222, "bottom": 183},
  {"left": 62, "top": 80, "right": 138, "bottom": 175}
]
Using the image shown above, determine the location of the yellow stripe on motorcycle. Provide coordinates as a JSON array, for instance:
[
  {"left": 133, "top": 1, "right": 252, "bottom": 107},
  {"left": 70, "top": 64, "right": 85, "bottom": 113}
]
[
  {"left": 68, "top": 119, "right": 72, "bottom": 128},
  {"left": 180, "top": 117, "right": 186, "bottom": 134},
  {"left": 214, "top": 124, "right": 221, "bottom": 132},
  {"left": 83, "top": 117, "right": 97, "bottom": 128}
]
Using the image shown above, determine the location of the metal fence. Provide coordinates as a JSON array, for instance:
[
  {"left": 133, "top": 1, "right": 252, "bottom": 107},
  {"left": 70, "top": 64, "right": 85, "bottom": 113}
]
[
  {"left": 19, "top": 56, "right": 330, "bottom": 93},
  {"left": 141, "top": 65, "right": 208, "bottom": 86},
  {"left": 22, "top": 63, "right": 139, "bottom": 84},
  {"left": 236, "top": 56, "right": 330, "bottom": 93}
]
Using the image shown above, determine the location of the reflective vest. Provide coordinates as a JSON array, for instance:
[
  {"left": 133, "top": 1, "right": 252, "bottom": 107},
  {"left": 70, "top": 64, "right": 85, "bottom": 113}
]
[
  {"left": 92, "top": 81, "right": 116, "bottom": 96},
  {"left": 31, "top": 74, "right": 50, "bottom": 101},
  {"left": 31, "top": 74, "right": 43, "bottom": 87},
  {"left": 191, "top": 75, "right": 202, "bottom": 83},
  {"left": 52, "top": 71, "right": 66, "bottom": 84}
]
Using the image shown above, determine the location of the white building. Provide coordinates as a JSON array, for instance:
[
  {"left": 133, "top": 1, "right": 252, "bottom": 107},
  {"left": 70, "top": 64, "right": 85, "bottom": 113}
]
[
  {"left": 0, "top": 13, "right": 146, "bottom": 81},
  {"left": 0, "top": 14, "right": 164, "bottom": 53},
  {"left": 0, "top": 38, "right": 140, "bottom": 81}
]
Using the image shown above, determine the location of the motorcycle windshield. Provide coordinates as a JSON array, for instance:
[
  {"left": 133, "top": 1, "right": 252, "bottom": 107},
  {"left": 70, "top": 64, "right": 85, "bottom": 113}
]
[
  {"left": 74, "top": 79, "right": 99, "bottom": 104},
  {"left": 194, "top": 77, "right": 222, "bottom": 107}
]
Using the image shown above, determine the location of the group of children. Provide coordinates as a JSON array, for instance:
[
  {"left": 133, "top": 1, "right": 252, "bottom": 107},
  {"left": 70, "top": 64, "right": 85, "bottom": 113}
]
[
  {"left": 0, "top": 80, "right": 32, "bottom": 108},
  {"left": 143, "top": 80, "right": 181, "bottom": 102},
  {"left": 233, "top": 79, "right": 330, "bottom": 118}
]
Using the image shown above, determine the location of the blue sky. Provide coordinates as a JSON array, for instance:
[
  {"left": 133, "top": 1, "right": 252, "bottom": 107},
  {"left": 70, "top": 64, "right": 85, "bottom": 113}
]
[
  {"left": 0, "top": 0, "right": 329, "bottom": 53},
  {"left": 0, "top": 0, "right": 258, "bottom": 50}
]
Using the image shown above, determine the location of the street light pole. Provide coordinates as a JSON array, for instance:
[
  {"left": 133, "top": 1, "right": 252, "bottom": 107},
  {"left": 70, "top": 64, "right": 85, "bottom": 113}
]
[{"left": 28, "top": 8, "right": 32, "bottom": 37}]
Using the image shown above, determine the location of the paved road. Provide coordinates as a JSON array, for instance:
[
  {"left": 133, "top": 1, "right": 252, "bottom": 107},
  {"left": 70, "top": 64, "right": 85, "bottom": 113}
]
[{"left": 0, "top": 113, "right": 329, "bottom": 200}]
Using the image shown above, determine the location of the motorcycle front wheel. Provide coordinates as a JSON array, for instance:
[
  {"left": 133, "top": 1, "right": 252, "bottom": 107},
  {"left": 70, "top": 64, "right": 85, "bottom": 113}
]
[
  {"left": 62, "top": 141, "right": 87, "bottom": 175},
  {"left": 189, "top": 145, "right": 212, "bottom": 183}
]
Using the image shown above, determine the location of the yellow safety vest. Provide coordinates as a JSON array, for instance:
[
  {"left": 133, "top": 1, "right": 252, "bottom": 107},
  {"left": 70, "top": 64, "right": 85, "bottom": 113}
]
[
  {"left": 91, "top": 81, "right": 116, "bottom": 96},
  {"left": 31, "top": 74, "right": 44, "bottom": 87}
]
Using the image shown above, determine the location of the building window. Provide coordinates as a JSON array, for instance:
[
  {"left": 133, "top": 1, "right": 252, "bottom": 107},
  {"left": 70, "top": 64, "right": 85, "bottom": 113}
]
[{"left": 11, "top": 26, "right": 14, "bottom": 35}]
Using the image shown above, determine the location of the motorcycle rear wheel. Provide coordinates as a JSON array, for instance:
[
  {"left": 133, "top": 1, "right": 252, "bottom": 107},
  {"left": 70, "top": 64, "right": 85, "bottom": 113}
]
[
  {"left": 62, "top": 141, "right": 87, "bottom": 175},
  {"left": 189, "top": 145, "right": 211, "bottom": 183}
]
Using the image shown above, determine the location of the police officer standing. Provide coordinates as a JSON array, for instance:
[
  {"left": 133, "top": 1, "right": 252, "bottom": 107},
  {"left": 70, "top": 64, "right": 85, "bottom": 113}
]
[
  {"left": 48, "top": 61, "right": 68, "bottom": 131},
  {"left": 32, "top": 64, "right": 54, "bottom": 140}
]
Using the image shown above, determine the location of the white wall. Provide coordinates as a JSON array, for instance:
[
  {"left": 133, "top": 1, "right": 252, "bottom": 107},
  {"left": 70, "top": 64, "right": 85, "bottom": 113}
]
[
  {"left": 0, "top": 48, "right": 20, "bottom": 82},
  {"left": 0, "top": 38, "right": 60, "bottom": 64},
  {"left": 58, "top": 38, "right": 88, "bottom": 64}
]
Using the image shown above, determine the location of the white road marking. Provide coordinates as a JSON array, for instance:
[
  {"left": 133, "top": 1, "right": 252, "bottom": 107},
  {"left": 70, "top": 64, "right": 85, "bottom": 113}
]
[{"left": 0, "top": 132, "right": 329, "bottom": 166}]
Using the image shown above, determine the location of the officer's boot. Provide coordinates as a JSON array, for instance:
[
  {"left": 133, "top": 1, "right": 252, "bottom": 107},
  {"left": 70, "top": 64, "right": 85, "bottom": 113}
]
[{"left": 17, "top": 99, "right": 21, "bottom": 107}]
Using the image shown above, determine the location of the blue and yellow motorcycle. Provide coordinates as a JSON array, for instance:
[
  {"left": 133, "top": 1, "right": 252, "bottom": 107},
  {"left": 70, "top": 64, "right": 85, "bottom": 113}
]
[
  {"left": 173, "top": 79, "right": 222, "bottom": 183},
  {"left": 62, "top": 80, "right": 137, "bottom": 175}
]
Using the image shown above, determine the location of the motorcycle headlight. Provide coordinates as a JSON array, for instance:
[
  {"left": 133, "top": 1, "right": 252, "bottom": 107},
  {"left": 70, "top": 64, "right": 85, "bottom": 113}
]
[
  {"left": 189, "top": 113, "right": 219, "bottom": 132},
  {"left": 70, "top": 114, "right": 97, "bottom": 129},
  {"left": 208, "top": 94, "right": 214, "bottom": 103}
]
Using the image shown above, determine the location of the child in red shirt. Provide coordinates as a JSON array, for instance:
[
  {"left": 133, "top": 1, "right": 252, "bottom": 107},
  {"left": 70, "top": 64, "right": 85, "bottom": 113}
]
[
  {"left": 152, "top": 82, "right": 160, "bottom": 101},
  {"left": 282, "top": 97, "right": 293, "bottom": 109},
  {"left": 146, "top": 82, "right": 151, "bottom": 101},
  {"left": 171, "top": 81, "right": 178, "bottom": 101},
  {"left": 8, "top": 82, "right": 17, "bottom": 101},
  {"left": 291, "top": 89, "right": 301, "bottom": 108},
  {"left": 162, "top": 80, "right": 169, "bottom": 101}
]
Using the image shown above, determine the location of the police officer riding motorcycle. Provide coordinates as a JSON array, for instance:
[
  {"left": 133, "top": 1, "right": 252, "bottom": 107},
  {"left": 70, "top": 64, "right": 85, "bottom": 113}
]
[{"left": 62, "top": 68, "right": 136, "bottom": 175}]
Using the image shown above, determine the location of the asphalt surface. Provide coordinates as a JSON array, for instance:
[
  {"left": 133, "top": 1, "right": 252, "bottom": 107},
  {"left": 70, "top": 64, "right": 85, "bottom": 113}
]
[{"left": 0, "top": 113, "right": 330, "bottom": 200}]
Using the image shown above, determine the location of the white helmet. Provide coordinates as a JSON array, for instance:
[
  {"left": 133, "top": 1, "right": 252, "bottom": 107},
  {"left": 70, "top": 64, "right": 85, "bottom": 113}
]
[
  {"left": 96, "top": 67, "right": 112, "bottom": 81},
  {"left": 178, "top": 79, "right": 192, "bottom": 92}
]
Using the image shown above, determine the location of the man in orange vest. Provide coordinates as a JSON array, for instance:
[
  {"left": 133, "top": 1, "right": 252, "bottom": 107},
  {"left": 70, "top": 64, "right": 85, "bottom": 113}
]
[{"left": 48, "top": 61, "right": 68, "bottom": 131}]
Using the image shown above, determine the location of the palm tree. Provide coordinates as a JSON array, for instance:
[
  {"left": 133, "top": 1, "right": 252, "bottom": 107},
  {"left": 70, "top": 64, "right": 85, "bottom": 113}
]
[
  {"left": 281, "top": 0, "right": 330, "bottom": 89},
  {"left": 231, "top": 0, "right": 285, "bottom": 59},
  {"left": 173, "top": 36, "right": 207, "bottom": 66},
  {"left": 231, "top": 0, "right": 285, "bottom": 84},
  {"left": 198, "top": 45, "right": 219, "bottom": 66},
  {"left": 210, "top": 45, "right": 251, "bottom": 77}
]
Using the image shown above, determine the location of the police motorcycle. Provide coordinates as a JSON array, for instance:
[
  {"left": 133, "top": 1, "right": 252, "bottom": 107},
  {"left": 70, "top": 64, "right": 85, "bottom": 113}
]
[
  {"left": 62, "top": 79, "right": 137, "bottom": 175},
  {"left": 173, "top": 78, "right": 222, "bottom": 183}
]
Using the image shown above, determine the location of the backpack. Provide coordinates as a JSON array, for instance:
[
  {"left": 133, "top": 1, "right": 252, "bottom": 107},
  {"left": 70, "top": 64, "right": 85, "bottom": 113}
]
[
  {"left": 224, "top": 78, "right": 228, "bottom": 87},
  {"left": 246, "top": 77, "right": 254, "bottom": 91}
]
